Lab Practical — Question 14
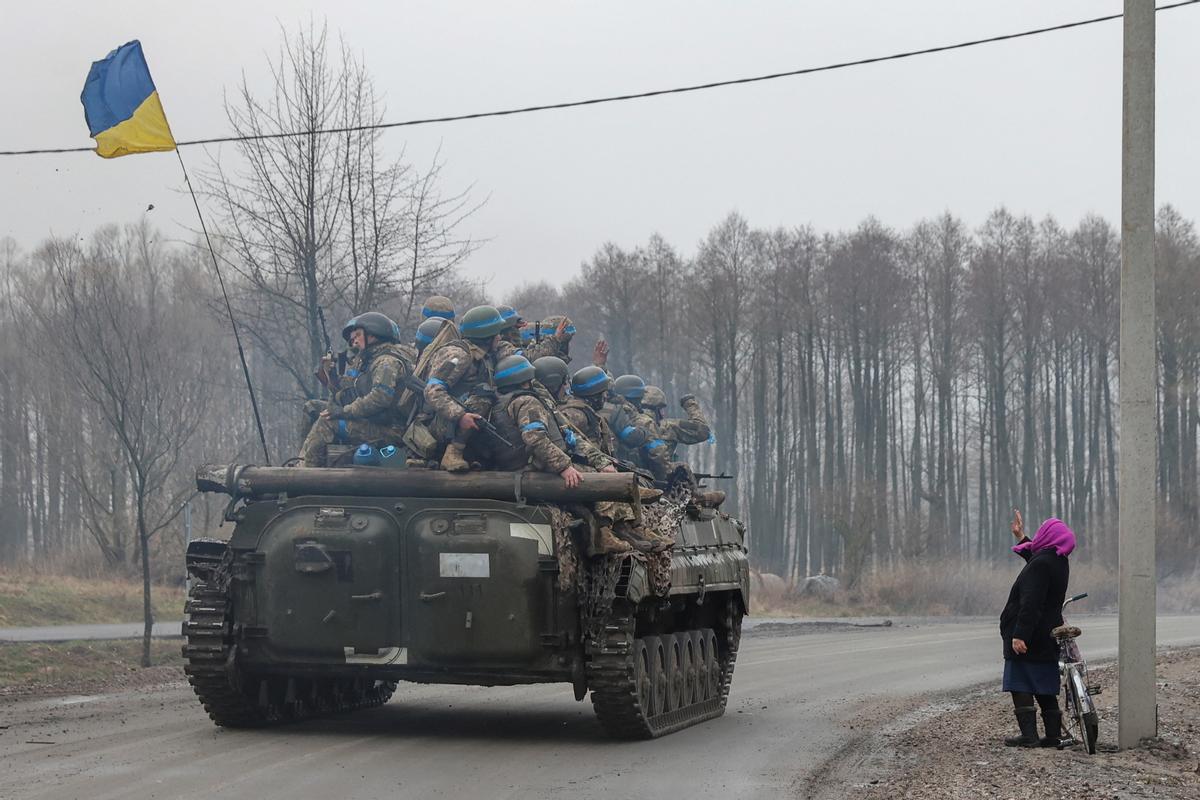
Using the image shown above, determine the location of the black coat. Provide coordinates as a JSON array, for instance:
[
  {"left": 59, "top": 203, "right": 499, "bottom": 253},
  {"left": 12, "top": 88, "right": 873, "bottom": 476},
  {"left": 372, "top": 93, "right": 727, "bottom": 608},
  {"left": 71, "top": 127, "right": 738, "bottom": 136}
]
[{"left": 999, "top": 540, "right": 1070, "bottom": 662}]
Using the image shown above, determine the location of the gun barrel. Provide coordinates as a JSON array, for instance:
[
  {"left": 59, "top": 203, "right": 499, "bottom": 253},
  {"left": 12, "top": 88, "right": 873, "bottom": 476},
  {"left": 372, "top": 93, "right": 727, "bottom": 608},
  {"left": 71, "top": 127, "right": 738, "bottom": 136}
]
[{"left": 196, "top": 464, "right": 653, "bottom": 504}]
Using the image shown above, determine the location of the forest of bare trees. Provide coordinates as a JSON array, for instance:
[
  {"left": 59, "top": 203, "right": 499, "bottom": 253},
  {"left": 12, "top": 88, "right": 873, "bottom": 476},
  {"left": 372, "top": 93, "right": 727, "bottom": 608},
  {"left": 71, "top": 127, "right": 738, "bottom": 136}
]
[
  {"left": 3, "top": 205, "right": 1200, "bottom": 593},
  {"left": 2, "top": 24, "right": 1198, "bottom": 602}
]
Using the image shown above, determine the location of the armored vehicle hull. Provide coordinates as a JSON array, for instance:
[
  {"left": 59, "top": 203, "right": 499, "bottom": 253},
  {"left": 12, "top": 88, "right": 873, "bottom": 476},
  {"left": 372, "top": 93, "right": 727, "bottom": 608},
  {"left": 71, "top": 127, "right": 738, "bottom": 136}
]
[{"left": 184, "top": 465, "right": 748, "bottom": 738}]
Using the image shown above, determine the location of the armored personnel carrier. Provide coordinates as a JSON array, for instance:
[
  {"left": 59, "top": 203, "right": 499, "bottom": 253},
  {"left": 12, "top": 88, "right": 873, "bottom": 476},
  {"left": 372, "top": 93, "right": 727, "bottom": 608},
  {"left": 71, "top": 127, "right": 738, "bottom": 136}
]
[{"left": 183, "top": 465, "right": 748, "bottom": 738}]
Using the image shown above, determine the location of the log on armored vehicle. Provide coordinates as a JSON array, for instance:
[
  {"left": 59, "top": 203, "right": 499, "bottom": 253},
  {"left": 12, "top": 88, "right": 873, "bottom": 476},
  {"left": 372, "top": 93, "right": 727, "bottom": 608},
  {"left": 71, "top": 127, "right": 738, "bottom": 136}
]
[{"left": 184, "top": 463, "right": 749, "bottom": 738}]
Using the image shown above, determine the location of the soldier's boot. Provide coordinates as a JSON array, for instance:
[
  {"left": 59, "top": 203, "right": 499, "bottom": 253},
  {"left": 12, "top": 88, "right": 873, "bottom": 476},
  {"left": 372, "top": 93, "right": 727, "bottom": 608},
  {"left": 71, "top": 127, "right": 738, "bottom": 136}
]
[
  {"left": 591, "top": 525, "right": 633, "bottom": 557},
  {"left": 440, "top": 442, "right": 470, "bottom": 473},
  {"left": 1004, "top": 706, "right": 1040, "bottom": 747},
  {"left": 613, "top": 521, "right": 666, "bottom": 553}
]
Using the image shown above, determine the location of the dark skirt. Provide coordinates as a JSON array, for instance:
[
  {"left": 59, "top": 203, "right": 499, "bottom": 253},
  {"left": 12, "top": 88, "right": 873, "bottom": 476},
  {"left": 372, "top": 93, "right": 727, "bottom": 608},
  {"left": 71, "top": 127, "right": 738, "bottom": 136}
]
[{"left": 1003, "top": 659, "right": 1060, "bottom": 695}]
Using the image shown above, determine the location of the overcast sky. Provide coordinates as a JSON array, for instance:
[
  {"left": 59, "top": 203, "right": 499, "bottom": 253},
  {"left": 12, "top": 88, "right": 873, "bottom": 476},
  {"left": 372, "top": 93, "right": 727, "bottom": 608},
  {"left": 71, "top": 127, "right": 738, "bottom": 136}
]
[{"left": 2, "top": 1, "right": 1197, "bottom": 294}]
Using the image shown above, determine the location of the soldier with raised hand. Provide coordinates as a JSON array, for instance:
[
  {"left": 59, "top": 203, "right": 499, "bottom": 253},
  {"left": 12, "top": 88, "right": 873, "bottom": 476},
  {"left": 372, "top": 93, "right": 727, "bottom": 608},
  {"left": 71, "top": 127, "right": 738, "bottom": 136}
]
[
  {"left": 641, "top": 386, "right": 712, "bottom": 463},
  {"left": 299, "top": 312, "right": 412, "bottom": 467},
  {"left": 491, "top": 356, "right": 632, "bottom": 556},
  {"left": 424, "top": 304, "right": 507, "bottom": 472}
]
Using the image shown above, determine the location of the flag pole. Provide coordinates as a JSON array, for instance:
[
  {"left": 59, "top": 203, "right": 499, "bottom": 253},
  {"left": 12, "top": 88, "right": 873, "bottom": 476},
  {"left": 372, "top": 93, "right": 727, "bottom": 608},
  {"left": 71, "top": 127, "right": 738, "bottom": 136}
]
[{"left": 173, "top": 147, "right": 272, "bottom": 465}]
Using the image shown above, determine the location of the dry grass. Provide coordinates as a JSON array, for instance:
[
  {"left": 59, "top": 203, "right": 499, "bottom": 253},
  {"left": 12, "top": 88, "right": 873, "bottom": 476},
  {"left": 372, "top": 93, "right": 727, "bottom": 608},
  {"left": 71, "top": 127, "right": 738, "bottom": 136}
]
[
  {"left": 757, "top": 559, "right": 1199, "bottom": 618},
  {"left": 0, "top": 570, "right": 186, "bottom": 627},
  {"left": 0, "top": 639, "right": 182, "bottom": 695}
]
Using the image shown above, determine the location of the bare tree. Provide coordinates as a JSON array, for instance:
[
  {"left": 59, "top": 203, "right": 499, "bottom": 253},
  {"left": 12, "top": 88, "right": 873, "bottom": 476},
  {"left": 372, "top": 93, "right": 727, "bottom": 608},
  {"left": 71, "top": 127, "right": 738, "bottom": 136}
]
[{"left": 29, "top": 222, "right": 212, "bottom": 664}]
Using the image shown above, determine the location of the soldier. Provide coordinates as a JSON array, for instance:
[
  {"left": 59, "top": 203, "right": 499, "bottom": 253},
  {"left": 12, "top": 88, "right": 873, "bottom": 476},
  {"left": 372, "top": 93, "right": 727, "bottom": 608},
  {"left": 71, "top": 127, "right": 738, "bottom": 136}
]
[
  {"left": 607, "top": 374, "right": 670, "bottom": 478},
  {"left": 422, "top": 295, "right": 455, "bottom": 321},
  {"left": 532, "top": 357, "right": 615, "bottom": 473},
  {"left": 563, "top": 366, "right": 671, "bottom": 553},
  {"left": 492, "top": 356, "right": 632, "bottom": 556},
  {"left": 641, "top": 386, "right": 712, "bottom": 463},
  {"left": 298, "top": 312, "right": 412, "bottom": 467},
  {"left": 415, "top": 316, "right": 451, "bottom": 357},
  {"left": 423, "top": 304, "right": 507, "bottom": 472},
  {"left": 497, "top": 305, "right": 524, "bottom": 348}
]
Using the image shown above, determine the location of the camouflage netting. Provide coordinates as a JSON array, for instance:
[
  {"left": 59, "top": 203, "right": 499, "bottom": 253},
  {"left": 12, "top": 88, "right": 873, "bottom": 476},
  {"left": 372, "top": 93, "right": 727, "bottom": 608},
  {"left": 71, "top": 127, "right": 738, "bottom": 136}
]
[{"left": 549, "top": 505, "right": 581, "bottom": 592}]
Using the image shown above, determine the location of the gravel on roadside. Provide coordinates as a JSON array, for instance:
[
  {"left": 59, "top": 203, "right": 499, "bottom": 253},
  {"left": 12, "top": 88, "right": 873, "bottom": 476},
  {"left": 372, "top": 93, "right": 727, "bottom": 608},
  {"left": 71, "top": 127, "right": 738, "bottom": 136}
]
[{"left": 844, "top": 648, "right": 1200, "bottom": 800}]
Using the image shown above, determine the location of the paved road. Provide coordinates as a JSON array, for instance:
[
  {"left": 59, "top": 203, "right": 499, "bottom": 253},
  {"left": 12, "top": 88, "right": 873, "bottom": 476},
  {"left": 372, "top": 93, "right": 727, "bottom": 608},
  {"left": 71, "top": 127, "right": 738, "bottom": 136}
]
[
  {"left": 1, "top": 614, "right": 1197, "bottom": 800},
  {"left": 0, "top": 621, "right": 184, "bottom": 642}
]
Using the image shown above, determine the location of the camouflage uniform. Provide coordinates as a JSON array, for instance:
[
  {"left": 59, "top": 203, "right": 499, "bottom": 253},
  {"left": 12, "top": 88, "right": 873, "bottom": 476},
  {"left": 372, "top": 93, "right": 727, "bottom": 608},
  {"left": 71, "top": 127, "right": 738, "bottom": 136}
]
[
  {"left": 299, "top": 342, "right": 412, "bottom": 467},
  {"left": 656, "top": 395, "right": 712, "bottom": 462},
  {"left": 605, "top": 398, "right": 669, "bottom": 477},
  {"left": 532, "top": 383, "right": 612, "bottom": 470},
  {"left": 493, "top": 390, "right": 573, "bottom": 474},
  {"left": 422, "top": 337, "right": 497, "bottom": 454}
]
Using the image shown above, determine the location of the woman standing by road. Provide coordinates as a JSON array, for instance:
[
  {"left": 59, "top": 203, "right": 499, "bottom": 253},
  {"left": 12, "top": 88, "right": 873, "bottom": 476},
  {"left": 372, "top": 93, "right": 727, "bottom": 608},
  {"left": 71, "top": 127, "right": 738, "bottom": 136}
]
[{"left": 1000, "top": 510, "right": 1076, "bottom": 748}]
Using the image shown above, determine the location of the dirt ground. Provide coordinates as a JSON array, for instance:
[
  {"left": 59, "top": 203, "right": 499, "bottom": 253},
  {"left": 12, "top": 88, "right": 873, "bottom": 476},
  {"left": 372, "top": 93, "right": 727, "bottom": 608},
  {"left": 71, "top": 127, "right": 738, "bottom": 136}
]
[
  {"left": 0, "top": 639, "right": 183, "bottom": 700},
  {"left": 839, "top": 648, "right": 1200, "bottom": 800}
]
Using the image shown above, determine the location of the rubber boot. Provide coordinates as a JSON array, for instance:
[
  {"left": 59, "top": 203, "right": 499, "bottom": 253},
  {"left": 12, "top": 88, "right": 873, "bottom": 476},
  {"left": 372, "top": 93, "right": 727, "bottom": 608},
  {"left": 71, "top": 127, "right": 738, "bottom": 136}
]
[
  {"left": 591, "top": 525, "right": 633, "bottom": 556},
  {"left": 440, "top": 442, "right": 469, "bottom": 473},
  {"left": 1004, "top": 706, "right": 1040, "bottom": 747},
  {"left": 1039, "top": 709, "right": 1063, "bottom": 747}
]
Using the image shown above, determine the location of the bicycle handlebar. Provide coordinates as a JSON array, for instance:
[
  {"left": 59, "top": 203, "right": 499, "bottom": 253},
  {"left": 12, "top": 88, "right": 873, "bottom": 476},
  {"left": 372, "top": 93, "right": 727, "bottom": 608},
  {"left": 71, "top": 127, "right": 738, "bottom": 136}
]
[{"left": 1062, "top": 592, "right": 1088, "bottom": 610}]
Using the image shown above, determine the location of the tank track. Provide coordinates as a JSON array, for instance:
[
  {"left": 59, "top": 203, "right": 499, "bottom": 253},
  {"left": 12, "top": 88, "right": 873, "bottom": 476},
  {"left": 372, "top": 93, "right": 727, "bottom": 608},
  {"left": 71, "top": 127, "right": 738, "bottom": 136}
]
[
  {"left": 182, "top": 576, "right": 395, "bottom": 728},
  {"left": 587, "top": 595, "right": 742, "bottom": 739}
]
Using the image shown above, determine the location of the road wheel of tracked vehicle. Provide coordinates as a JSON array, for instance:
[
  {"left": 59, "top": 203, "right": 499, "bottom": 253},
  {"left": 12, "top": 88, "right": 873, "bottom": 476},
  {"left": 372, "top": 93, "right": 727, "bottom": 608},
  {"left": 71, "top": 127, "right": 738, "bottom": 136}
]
[
  {"left": 694, "top": 631, "right": 711, "bottom": 701},
  {"left": 682, "top": 633, "right": 701, "bottom": 705},
  {"left": 633, "top": 638, "right": 655, "bottom": 715},
  {"left": 664, "top": 635, "right": 684, "bottom": 712},
  {"left": 645, "top": 636, "right": 669, "bottom": 715},
  {"left": 588, "top": 598, "right": 745, "bottom": 739},
  {"left": 704, "top": 628, "right": 722, "bottom": 700}
]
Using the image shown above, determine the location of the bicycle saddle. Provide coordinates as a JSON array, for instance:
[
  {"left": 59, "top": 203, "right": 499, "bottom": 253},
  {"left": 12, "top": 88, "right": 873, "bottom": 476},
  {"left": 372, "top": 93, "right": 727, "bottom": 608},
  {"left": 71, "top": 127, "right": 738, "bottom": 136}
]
[{"left": 1052, "top": 625, "right": 1082, "bottom": 639}]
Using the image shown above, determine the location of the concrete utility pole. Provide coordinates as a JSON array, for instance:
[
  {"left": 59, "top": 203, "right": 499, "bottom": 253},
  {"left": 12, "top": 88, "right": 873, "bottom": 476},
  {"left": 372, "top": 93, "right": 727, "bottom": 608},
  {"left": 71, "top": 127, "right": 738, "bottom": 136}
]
[{"left": 1118, "top": 0, "right": 1157, "bottom": 749}]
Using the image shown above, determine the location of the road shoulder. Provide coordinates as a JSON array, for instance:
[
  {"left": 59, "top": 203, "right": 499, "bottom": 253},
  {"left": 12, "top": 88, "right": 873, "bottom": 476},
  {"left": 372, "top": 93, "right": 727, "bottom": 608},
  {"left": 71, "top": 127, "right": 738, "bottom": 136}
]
[{"left": 804, "top": 647, "right": 1200, "bottom": 800}]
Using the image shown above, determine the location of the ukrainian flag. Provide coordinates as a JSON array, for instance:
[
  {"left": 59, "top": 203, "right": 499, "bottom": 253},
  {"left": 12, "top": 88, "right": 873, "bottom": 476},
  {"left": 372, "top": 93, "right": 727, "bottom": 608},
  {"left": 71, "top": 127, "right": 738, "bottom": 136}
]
[{"left": 80, "top": 41, "right": 175, "bottom": 158}]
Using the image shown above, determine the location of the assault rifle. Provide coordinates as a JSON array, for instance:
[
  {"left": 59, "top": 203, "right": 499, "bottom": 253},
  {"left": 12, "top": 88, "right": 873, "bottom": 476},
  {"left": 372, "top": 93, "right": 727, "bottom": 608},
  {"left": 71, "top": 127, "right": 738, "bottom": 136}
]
[
  {"left": 314, "top": 306, "right": 346, "bottom": 390},
  {"left": 609, "top": 456, "right": 656, "bottom": 484},
  {"left": 477, "top": 417, "right": 515, "bottom": 449},
  {"left": 693, "top": 472, "right": 735, "bottom": 480}
]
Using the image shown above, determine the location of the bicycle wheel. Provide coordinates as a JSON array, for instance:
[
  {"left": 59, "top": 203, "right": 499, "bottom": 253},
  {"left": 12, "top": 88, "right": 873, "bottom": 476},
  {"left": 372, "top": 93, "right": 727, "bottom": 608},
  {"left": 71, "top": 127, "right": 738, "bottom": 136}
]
[
  {"left": 1083, "top": 711, "right": 1099, "bottom": 755},
  {"left": 1065, "top": 667, "right": 1091, "bottom": 753}
]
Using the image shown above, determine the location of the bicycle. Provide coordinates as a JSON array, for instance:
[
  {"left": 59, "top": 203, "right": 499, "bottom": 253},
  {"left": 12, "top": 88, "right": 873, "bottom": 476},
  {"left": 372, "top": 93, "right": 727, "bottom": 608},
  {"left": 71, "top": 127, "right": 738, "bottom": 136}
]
[{"left": 1052, "top": 592, "right": 1100, "bottom": 754}]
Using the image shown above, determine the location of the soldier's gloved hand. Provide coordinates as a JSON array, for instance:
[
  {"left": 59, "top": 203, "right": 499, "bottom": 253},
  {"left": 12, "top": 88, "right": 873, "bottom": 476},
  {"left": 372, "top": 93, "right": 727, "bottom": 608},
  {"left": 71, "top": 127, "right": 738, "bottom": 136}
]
[
  {"left": 322, "top": 403, "right": 346, "bottom": 420},
  {"left": 680, "top": 394, "right": 696, "bottom": 407},
  {"left": 560, "top": 465, "right": 583, "bottom": 488}
]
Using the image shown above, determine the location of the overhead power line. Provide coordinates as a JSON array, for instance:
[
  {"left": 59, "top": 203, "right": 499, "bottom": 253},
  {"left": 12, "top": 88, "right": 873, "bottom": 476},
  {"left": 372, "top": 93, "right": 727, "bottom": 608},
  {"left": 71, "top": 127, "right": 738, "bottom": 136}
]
[{"left": 1, "top": 0, "right": 1196, "bottom": 157}]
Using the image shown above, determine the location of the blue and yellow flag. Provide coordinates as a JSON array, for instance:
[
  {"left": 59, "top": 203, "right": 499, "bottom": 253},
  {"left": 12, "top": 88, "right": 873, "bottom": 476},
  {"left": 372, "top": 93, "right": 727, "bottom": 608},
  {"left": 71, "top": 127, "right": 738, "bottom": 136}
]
[{"left": 80, "top": 41, "right": 175, "bottom": 158}]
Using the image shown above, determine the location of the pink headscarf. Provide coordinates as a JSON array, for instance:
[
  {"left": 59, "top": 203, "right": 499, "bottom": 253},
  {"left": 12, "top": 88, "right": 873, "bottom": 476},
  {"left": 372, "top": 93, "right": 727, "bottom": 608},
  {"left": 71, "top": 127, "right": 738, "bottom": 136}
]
[{"left": 1013, "top": 517, "right": 1076, "bottom": 557}]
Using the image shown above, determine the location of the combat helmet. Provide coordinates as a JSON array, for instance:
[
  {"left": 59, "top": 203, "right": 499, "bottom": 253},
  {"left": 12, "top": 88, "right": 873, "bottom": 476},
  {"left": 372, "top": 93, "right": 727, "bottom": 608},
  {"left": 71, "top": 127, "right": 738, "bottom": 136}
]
[
  {"left": 533, "top": 356, "right": 569, "bottom": 394},
  {"left": 494, "top": 355, "right": 536, "bottom": 390},
  {"left": 422, "top": 295, "right": 455, "bottom": 320},
  {"left": 570, "top": 365, "right": 611, "bottom": 397},
  {"left": 612, "top": 374, "right": 646, "bottom": 402},
  {"left": 415, "top": 317, "right": 448, "bottom": 352},
  {"left": 641, "top": 386, "right": 667, "bottom": 410},
  {"left": 341, "top": 311, "right": 401, "bottom": 343},
  {"left": 458, "top": 305, "right": 506, "bottom": 342}
]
